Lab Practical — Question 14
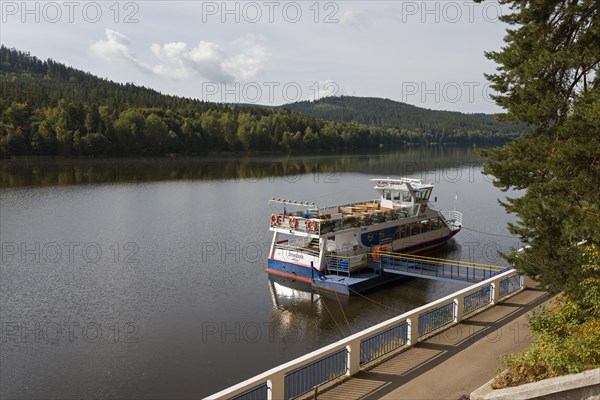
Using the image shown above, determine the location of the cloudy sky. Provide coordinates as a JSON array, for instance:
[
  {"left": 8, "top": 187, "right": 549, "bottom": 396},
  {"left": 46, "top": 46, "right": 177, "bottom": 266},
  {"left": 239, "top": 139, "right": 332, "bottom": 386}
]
[{"left": 1, "top": 1, "right": 512, "bottom": 113}]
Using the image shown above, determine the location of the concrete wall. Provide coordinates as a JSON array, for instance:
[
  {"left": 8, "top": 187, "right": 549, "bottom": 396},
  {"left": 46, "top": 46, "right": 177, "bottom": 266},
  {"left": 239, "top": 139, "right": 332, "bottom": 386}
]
[{"left": 470, "top": 368, "right": 600, "bottom": 400}]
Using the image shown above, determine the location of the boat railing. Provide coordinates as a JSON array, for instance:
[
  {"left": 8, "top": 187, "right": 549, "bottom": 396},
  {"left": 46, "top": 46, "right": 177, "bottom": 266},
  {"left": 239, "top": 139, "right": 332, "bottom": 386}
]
[
  {"left": 270, "top": 213, "right": 321, "bottom": 235},
  {"left": 270, "top": 206, "right": 416, "bottom": 235},
  {"left": 275, "top": 237, "right": 320, "bottom": 256},
  {"left": 280, "top": 237, "right": 311, "bottom": 248},
  {"left": 325, "top": 255, "right": 351, "bottom": 275},
  {"left": 325, "top": 253, "right": 368, "bottom": 275},
  {"left": 441, "top": 210, "right": 463, "bottom": 229}
]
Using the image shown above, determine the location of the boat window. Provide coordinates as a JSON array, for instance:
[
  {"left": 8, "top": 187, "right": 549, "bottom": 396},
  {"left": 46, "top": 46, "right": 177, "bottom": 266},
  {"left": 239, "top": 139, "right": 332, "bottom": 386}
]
[
  {"left": 393, "top": 191, "right": 400, "bottom": 201},
  {"left": 407, "top": 205, "right": 419, "bottom": 217},
  {"left": 402, "top": 191, "right": 412, "bottom": 202},
  {"left": 438, "top": 217, "right": 447, "bottom": 229},
  {"left": 385, "top": 191, "right": 391, "bottom": 200},
  {"left": 412, "top": 189, "right": 430, "bottom": 201},
  {"left": 420, "top": 219, "right": 430, "bottom": 232},
  {"left": 410, "top": 222, "right": 420, "bottom": 235}
]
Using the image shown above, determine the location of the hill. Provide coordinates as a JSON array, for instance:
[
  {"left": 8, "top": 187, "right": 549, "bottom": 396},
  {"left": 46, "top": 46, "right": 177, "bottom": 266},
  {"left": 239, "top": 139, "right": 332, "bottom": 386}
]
[
  {"left": 282, "top": 96, "right": 527, "bottom": 140},
  {"left": 0, "top": 46, "right": 522, "bottom": 158}
]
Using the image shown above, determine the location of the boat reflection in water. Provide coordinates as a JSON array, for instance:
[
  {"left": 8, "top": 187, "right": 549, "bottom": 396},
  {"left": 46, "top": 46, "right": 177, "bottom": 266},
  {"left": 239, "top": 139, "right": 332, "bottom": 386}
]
[
  {"left": 268, "top": 275, "right": 352, "bottom": 308},
  {"left": 267, "top": 275, "right": 355, "bottom": 346}
]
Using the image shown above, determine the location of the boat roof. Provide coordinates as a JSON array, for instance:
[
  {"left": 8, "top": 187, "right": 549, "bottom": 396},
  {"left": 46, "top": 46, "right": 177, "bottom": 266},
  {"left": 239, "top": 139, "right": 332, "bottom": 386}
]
[{"left": 370, "top": 177, "right": 434, "bottom": 191}]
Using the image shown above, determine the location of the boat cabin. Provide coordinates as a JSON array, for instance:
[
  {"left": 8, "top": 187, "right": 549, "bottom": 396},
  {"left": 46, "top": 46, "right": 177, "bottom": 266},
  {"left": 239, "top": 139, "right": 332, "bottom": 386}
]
[{"left": 371, "top": 178, "right": 433, "bottom": 209}]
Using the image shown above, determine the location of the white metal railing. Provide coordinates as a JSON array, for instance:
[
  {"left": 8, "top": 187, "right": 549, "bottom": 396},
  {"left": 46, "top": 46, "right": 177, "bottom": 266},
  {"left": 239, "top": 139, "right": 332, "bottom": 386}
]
[
  {"left": 275, "top": 238, "right": 320, "bottom": 257},
  {"left": 276, "top": 237, "right": 311, "bottom": 249},
  {"left": 441, "top": 210, "right": 463, "bottom": 228},
  {"left": 206, "top": 269, "right": 524, "bottom": 400}
]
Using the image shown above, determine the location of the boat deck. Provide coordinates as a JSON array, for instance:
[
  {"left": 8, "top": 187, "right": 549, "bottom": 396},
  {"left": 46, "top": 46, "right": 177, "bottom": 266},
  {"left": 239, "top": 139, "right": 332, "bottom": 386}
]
[
  {"left": 294, "top": 200, "right": 408, "bottom": 220},
  {"left": 312, "top": 271, "right": 406, "bottom": 295}
]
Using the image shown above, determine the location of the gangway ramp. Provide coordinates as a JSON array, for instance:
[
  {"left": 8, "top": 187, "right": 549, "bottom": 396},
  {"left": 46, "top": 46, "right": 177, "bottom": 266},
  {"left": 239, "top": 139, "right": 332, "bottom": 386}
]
[{"left": 370, "top": 251, "right": 512, "bottom": 285}]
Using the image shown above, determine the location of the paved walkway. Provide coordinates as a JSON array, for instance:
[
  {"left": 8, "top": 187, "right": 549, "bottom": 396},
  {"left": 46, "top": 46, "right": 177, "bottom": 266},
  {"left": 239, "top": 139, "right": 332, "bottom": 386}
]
[{"left": 319, "top": 281, "right": 552, "bottom": 400}]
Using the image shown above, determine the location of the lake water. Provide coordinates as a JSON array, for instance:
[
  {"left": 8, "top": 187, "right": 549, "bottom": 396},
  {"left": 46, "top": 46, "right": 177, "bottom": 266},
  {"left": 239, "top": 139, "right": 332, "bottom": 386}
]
[{"left": 0, "top": 146, "right": 522, "bottom": 399}]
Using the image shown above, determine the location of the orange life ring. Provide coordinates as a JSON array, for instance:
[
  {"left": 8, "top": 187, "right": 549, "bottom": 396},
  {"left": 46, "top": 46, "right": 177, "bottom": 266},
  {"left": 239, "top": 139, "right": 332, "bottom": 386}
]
[
  {"left": 372, "top": 245, "right": 388, "bottom": 263},
  {"left": 372, "top": 246, "right": 380, "bottom": 262},
  {"left": 307, "top": 220, "right": 319, "bottom": 232},
  {"left": 270, "top": 214, "right": 278, "bottom": 225},
  {"left": 289, "top": 217, "right": 298, "bottom": 229}
]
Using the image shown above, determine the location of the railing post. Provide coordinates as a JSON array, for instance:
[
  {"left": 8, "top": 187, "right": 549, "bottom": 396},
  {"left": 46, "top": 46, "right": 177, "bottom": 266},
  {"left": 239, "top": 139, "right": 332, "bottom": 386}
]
[
  {"left": 268, "top": 373, "right": 285, "bottom": 400},
  {"left": 519, "top": 275, "right": 525, "bottom": 289},
  {"left": 407, "top": 316, "right": 419, "bottom": 345},
  {"left": 347, "top": 340, "right": 361, "bottom": 375},
  {"left": 454, "top": 296, "right": 464, "bottom": 323},
  {"left": 492, "top": 280, "right": 500, "bottom": 304}
]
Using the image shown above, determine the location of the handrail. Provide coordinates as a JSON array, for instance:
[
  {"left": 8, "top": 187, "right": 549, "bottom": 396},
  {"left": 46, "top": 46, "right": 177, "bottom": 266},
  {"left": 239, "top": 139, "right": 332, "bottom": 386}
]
[
  {"left": 269, "top": 203, "right": 415, "bottom": 235},
  {"left": 441, "top": 210, "right": 463, "bottom": 227},
  {"left": 325, "top": 253, "right": 362, "bottom": 260},
  {"left": 374, "top": 252, "right": 507, "bottom": 271},
  {"left": 206, "top": 269, "right": 524, "bottom": 400}
]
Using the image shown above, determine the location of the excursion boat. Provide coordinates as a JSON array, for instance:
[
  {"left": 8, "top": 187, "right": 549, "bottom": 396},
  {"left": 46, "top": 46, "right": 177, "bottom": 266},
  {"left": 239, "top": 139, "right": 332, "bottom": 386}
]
[{"left": 266, "top": 178, "right": 463, "bottom": 294}]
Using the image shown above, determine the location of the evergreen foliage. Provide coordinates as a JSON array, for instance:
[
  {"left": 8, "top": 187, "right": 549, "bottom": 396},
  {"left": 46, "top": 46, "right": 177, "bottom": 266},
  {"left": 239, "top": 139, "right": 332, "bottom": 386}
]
[
  {"left": 282, "top": 96, "right": 528, "bottom": 140},
  {"left": 478, "top": 0, "right": 600, "bottom": 298},
  {"left": 0, "top": 46, "right": 523, "bottom": 158},
  {"left": 478, "top": 0, "right": 600, "bottom": 386}
]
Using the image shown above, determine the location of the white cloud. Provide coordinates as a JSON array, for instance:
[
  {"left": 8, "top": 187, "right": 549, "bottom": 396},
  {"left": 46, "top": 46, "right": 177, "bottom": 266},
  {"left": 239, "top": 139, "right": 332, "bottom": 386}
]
[
  {"left": 90, "top": 29, "right": 153, "bottom": 74},
  {"left": 91, "top": 29, "right": 270, "bottom": 83}
]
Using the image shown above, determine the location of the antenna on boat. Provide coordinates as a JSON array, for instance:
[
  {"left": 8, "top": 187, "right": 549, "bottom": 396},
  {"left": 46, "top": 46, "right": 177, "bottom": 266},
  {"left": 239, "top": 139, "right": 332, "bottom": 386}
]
[{"left": 454, "top": 192, "right": 458, "bottom": 211}]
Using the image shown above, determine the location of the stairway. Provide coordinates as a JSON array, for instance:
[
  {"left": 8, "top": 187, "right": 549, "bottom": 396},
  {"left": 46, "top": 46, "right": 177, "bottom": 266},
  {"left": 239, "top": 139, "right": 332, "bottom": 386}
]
[{"left": 306, "top": 238, "right": 321, "bottom": 254}]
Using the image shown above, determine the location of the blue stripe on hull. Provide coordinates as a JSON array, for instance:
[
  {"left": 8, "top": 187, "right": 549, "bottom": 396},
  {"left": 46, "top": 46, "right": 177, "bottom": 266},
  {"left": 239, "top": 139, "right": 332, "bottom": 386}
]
[
  {"left": 266, "top": 229, "right": 461, "bottom": 284},
  {"left": 267, "top": 259, "right": 312, "bottom": 280}
]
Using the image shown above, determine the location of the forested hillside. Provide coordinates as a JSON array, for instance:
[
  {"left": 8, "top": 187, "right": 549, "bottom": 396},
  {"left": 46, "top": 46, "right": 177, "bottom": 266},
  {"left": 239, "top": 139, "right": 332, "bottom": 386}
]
[
  {"left": 283, "top": 97, "right": 528, "bottom": 139},
  {"left": 0, "top": 47, "right": 522, "bottom": 158}
]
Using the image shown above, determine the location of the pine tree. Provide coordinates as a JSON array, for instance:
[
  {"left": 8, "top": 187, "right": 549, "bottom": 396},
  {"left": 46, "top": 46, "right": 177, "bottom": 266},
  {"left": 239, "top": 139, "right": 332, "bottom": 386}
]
[{"left": 477, "top": 0, "right": 600, "bottom": 297}]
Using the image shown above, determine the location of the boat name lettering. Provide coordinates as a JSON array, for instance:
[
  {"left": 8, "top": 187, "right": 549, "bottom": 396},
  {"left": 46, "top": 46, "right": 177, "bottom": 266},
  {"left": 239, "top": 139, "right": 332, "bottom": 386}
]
[{"left": 287, "top": 252, "right": 305, "bottom": 259}]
